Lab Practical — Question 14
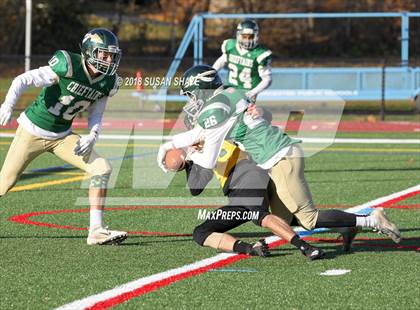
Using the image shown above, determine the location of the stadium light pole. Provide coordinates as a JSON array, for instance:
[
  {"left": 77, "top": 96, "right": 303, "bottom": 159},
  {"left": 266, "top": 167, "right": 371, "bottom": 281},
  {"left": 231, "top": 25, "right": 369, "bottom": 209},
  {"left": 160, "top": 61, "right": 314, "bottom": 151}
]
[{"left": 25, "top": 0, "right": 32, "bottom": 72}]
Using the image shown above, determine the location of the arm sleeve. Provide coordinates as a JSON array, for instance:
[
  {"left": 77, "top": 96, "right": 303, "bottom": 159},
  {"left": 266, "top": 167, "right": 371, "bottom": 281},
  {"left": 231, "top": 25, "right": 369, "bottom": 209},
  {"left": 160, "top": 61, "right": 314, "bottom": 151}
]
[
  {"left": 212, "top": 54, "right": 228, "bottom": 71},
  {"left": 246, "top": 65, "right": 272, "bottom": 98},
  {"left": 172, "top": 126, "right": 203, "bottom": 149},
  {"left": 188, "top": 116, "right": 238, "bottom": 169},
  {"left": 3, "top": 66, "right": 58, "bottom": 109},
  {"left": 184, "top": 161, "right": 214, "bottom": 196},
  {"left": 87, "top": 96, "right": 107, "bottom": 136}
]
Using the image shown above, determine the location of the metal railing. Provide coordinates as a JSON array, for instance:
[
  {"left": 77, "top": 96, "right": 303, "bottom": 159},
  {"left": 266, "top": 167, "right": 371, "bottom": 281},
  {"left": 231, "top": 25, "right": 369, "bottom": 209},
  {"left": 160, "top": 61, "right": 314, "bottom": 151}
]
[{"left": 162, "top": 12, "right": 420, "bottom": 102}]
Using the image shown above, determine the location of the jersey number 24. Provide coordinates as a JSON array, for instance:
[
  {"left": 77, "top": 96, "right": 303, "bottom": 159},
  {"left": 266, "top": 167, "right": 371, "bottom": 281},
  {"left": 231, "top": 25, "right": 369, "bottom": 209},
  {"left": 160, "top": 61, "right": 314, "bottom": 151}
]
[{"left": 228, "top": 64, "right": 252, "bottom": 89}]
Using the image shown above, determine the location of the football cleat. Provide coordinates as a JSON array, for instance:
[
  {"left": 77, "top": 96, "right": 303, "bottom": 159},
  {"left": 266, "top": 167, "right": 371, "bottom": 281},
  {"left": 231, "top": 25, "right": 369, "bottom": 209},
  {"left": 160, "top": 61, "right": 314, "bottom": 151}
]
[
  {"left": 300, "top": 245, "right": 325, "bottom": 261},
  {"left": 87, "top": 226, "right": 127, "bottom": 245},
  {"left": 371, "top": 207, "right": 401, "bottom": 243},
  {"left": 249, "top": 239, "right": 270, "bottom": 257},
  {"left": 336, "top": 227, "right": 359, "bottom": 252}
]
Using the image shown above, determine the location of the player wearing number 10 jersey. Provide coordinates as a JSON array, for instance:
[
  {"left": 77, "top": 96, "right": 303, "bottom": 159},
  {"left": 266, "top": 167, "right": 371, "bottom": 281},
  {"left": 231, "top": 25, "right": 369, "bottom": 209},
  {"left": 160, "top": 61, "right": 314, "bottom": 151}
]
[
  {"left": 212, "top": 19, "right": 272, "bottom": 102},
  {"left": 0, "top": 28, "right": 127, "bottom": 245}
]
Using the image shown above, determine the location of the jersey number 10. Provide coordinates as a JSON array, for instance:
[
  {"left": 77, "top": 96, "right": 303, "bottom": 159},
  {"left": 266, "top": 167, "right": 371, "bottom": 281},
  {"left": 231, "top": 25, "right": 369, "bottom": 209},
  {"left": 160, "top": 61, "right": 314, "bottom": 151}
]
[{"left": 48, "top": 95, "right": 90, "bottom": 120}]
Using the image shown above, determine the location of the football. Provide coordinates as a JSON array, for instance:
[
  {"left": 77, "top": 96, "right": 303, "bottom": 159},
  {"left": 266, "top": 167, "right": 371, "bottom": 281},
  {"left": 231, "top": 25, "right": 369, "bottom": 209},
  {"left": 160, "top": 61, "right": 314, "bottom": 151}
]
[{"left": 164, "top": 148, "right": 186, "bottom": 172}]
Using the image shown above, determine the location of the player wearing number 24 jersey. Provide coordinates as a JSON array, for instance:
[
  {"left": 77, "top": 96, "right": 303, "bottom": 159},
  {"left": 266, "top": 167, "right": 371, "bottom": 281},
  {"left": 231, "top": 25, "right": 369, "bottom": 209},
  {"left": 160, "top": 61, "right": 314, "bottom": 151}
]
[
  {"left": 212, "top": 19, "right": 272, "bottom": 102},
  {"left": 0, "top": 28, "right": 127, "bottom": 245}
]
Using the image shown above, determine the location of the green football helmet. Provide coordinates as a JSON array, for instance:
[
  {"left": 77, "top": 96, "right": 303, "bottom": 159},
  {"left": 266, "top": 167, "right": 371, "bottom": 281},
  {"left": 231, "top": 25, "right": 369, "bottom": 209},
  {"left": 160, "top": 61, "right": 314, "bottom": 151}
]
[
  {"left": 180, "top": 65, "right": 223, "bottom": 122},
  {"left": 81, "top": 28, "right": 122, "bottom": 76},
  {"left": 236, "top": 19, "right": 259, "bottom": 50}
]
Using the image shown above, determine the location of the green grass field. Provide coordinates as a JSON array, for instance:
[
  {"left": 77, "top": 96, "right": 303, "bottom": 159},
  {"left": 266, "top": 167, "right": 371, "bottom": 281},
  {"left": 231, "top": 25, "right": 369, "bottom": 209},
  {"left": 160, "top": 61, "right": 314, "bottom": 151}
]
[{"left": 0, "top": 130, "right": 419, "bottom": 309}]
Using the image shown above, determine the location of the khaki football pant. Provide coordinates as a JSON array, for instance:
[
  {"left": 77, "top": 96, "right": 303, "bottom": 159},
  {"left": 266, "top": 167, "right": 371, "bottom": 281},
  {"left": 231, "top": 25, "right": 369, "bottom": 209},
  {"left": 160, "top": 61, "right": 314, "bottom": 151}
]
[
  {"left": 0, "top": 125, "right": 111, "bottom": 196},
  {"left": 268, "top": 144, "right": 318, "bottom": 230}
]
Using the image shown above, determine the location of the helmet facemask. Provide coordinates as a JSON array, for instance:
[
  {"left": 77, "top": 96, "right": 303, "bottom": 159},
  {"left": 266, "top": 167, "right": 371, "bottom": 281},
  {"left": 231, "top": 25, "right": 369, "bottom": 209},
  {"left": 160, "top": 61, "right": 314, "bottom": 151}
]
[
  {"left": 236, "top": 20, "right": 259, "bottom": 50},
  {"left": 85, "top": 45, "right": 121, "bottom": 75},
  {"left": 180, "top": 65, "right": 224, "bottom": 127},
  {"left": 181, "top": 90, "right": 206, "bottom": 126},
  {"left": 81, "top": 28, "right": 122, "bottom": 76}
]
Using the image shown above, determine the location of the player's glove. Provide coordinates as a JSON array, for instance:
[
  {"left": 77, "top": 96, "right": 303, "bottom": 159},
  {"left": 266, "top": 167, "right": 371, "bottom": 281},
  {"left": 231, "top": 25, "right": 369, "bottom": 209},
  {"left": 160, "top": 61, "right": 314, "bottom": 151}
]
[
  {"left": 74, "top": 132, "right": 97, "bottom": 156},
  {"left": 157, "top": 141, "right": 174, "bottom": 173},
  {"left": 0, "top": 104, "right": 13, "bottom": 126},
  {"left": 245, "top": 92, "right": 256, "bottom": 103}
]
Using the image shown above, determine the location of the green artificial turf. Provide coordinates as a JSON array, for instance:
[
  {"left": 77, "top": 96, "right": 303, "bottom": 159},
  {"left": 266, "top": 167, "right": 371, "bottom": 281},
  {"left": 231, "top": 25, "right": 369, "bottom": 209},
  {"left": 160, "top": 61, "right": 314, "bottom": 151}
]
[{"left": 0, "top": 130, "right": 419, "bottom": 309}]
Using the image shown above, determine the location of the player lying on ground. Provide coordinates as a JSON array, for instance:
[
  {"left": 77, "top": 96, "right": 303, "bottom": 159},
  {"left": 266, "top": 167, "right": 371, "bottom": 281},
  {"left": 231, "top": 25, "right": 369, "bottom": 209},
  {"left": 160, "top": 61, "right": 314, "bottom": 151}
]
[
  {"left": 212, "top": 19, "right": 272, "bottom": 103},
  {"left": 187, "top": 106, "right": 359, "bottom": 253},
  {"left": 179, "top": 132, "right": 325, "bottom": 259},
  {"left": 157, "top": 65, "right": 401, "bottom": 247},
  {"left": 0, "top": 28, "right": 127, "bottom": 245}
]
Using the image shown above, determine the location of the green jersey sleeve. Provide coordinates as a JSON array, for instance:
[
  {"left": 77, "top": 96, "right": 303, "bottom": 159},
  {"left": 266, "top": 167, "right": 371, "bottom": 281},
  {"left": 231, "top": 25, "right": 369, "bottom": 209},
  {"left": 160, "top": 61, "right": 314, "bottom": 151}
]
[
  {"left": 256, "top": 48, "right": 272, "bottom": 67},
  {"left": 222, "top": 39, "right": 236, "bottom": 54},
  {"left": 48, "top": 50, "right": 73, "bottom": 78},
  {"left": 198, "top": 99, "right": 232, "bottom": 129}
]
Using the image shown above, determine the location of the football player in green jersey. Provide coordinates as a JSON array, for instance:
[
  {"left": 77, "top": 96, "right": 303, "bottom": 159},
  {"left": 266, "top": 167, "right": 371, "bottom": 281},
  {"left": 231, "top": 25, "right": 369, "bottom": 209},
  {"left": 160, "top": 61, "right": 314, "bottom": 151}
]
[
  {"left": 0, "top": 28, "right": 127, "bottom": 245},
  {"left": 212, "top": 19, "right": 272, "bottom": 102},
  {"left": 158, "top": 65, "right": 401, "bottom": 248}
]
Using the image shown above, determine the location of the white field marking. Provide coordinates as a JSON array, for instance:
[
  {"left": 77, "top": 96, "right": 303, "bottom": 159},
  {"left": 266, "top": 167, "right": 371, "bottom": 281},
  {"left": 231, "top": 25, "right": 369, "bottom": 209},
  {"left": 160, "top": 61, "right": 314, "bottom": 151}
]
[
  {"left": 320, "top": 269, "right": 352, "bottom": 276},
  {"left": 1, "top": 133, "right": 419, "bottom": 144},
  {"left": 55, "top": 185, "right": 420, "bottom": 310}
]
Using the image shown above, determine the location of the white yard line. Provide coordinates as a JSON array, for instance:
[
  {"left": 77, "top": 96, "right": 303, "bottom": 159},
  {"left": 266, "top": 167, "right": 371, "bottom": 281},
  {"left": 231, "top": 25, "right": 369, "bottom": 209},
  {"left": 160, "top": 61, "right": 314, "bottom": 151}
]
[{"left": 1, "top": 133, "right": 419, "bottom": 144}]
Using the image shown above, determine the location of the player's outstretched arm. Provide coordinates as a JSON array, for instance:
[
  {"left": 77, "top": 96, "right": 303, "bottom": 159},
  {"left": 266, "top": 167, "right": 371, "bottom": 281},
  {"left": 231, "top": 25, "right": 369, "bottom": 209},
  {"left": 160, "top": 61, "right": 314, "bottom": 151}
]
[
  {"left": 0, "top": 66, "right": 58, "bottom": 126},
  {"left": 245, "top": 65, "right": 272, "bottom": 100},
  {"left": 212, "top": 54, "right": 227, "bottom": 71},
  {"left": 157, "top": 127, "right": 203, "bottom": 172}
]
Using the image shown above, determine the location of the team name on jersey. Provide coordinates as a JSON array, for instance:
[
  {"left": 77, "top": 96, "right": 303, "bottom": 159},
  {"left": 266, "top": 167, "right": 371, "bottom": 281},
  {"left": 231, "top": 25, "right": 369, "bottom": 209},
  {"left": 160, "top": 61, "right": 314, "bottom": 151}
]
[
  {"left": 228, "top": 54, "right": 253, "bottom": 67},
  {"left": 67, "top": 82, "right": 104, "bottom": 100}
]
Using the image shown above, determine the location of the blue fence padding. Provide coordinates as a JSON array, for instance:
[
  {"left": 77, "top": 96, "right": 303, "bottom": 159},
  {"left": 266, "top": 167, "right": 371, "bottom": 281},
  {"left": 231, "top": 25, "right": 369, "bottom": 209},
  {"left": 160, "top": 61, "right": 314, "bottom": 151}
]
[
  {"left": 161, "top": 11, "right": 420, "bottom": 102},
  {"left": 219, "top": 67, "right": 420, "bottom": 100},
  {"left": 141, "top": 67, "right": 419, "bottom": 102}
]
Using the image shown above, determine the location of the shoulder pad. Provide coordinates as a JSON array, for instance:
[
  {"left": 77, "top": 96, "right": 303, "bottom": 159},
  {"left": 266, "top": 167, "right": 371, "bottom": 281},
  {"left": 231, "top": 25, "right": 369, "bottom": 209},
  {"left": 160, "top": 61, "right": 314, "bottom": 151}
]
[
  {"left": 48, "top": 50, "right": 73, "bottom": 78},
  {"left": 222, "top": 39, "right": 236, "bottom": 54},
  {"left": 256, "top": 48, "right": 273, "bottom": 65},
  {"left": 198, "top": 100, "right": 232, "bottom": 129}
]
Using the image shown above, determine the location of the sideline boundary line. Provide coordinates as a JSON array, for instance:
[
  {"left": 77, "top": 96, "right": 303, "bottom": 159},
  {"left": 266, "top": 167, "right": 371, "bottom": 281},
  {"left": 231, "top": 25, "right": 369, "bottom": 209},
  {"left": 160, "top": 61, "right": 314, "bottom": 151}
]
[{"left": 1, "top": 133, "right": 419, "bottom": 144}]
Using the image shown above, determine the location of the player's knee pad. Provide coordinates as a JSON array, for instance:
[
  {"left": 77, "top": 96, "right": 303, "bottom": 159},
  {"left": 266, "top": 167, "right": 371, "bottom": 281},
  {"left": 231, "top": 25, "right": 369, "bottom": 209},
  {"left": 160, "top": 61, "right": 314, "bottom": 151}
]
[
  {"left": 193, "top": 225, "right": 214, "bottom": 246},
  {"left": 89, "top": 174, "right": 111, "bottom": 189}
]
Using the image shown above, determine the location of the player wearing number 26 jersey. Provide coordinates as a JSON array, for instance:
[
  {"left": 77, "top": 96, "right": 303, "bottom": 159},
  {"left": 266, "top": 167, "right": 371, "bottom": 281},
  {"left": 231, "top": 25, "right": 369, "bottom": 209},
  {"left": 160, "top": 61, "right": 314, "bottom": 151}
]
[
  {"left": 212, "top": 19, "right": 272, "bottom": 102},
  {"left": 0, "top": 28, "right": 127, "bottom": 245},
  {"left": 157, "top": 65, "right": 402, "bottom": 247}
]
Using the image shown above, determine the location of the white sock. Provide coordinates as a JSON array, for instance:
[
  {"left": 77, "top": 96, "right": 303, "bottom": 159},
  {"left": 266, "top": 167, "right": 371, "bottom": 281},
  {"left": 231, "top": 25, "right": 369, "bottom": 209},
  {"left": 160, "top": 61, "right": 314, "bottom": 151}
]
[
  {"left": 356, "top": 215, "right": 378, "bottom": 228},
  {"left": 89, "top": 210, "right": 104, "bottom": 231}
]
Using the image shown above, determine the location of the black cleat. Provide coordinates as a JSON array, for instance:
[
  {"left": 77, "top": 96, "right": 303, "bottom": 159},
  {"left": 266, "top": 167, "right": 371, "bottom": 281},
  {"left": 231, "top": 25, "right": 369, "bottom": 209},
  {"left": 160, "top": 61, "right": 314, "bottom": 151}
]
[
  {"left": 300, "top": 245, "right": 325, "bottom": 261},
  {"left": 339, "top": 227, "right": 359, "bottom": 252},
  {"left": 249, "top": 239, "right": 270, "bottom": 257}
]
